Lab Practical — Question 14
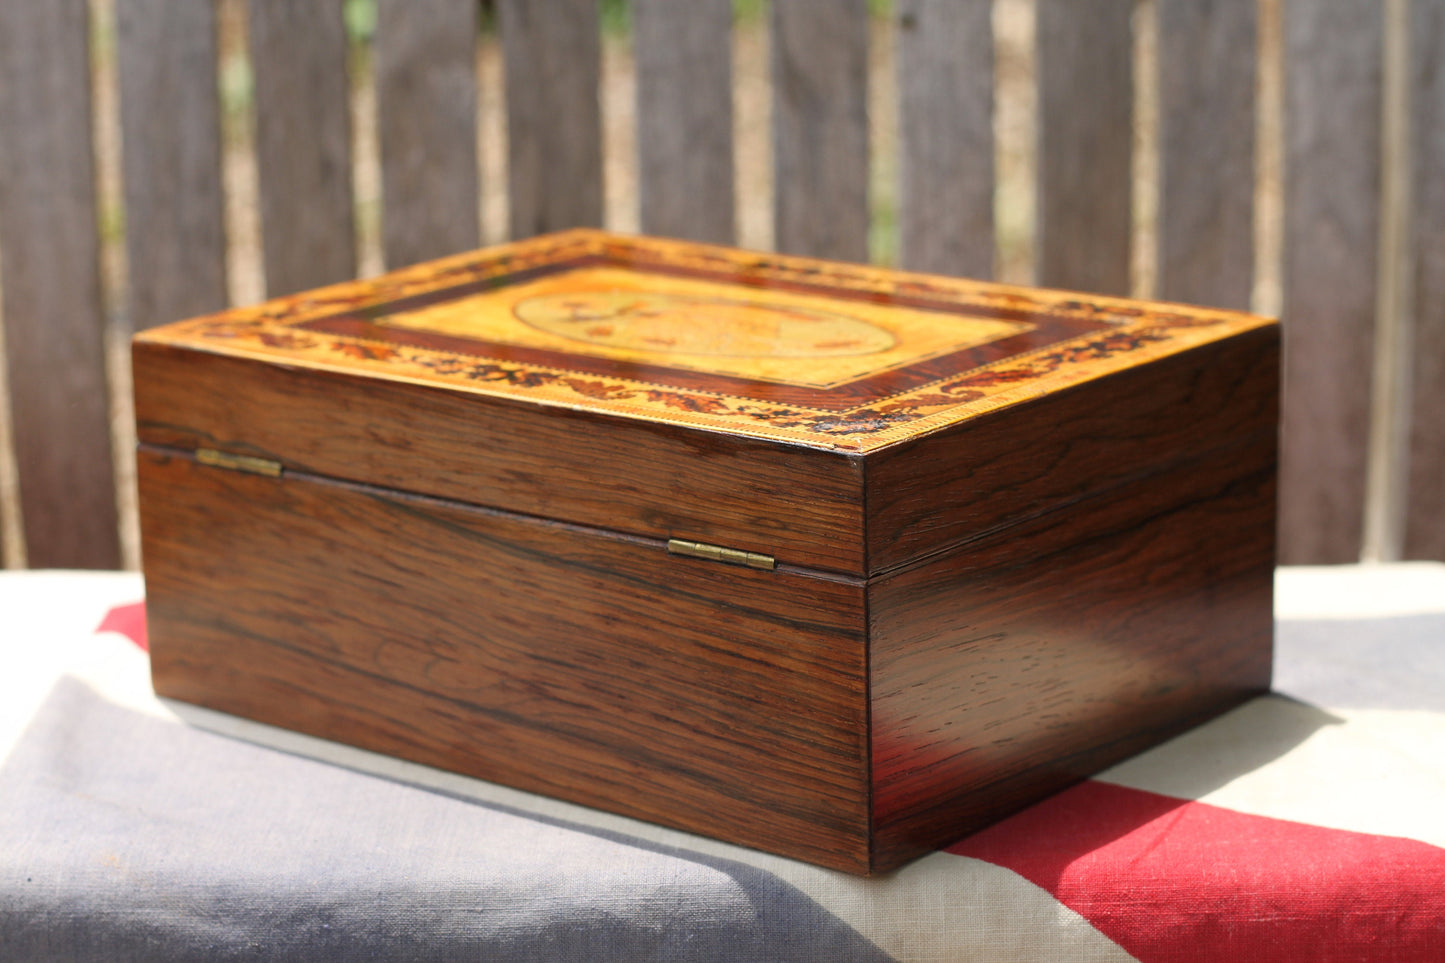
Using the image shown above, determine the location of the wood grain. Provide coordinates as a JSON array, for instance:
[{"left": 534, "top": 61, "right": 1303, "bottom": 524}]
[
  {"left": 865, "top": 325, "right": 1281, "bottom": 573},
  {"left": 134, "top": 229, "right": 1285, "bottom": 871},
  {"left": 1035, "top": 0, "right": 1133, "bottom": 295},
  {"left": 1156, "top": 0, "right": 1255, "bottom": 310},
  {"left": 771, "top": 0, "right": 869, "bottom": 263},
  {"left": 869, "top": 428, "right": 1276, "bottom": 868},
  {"left": 375, "top": 0, "right": 480, "bottom": 269},
  {"left": 137, "top": 380, "right": 1274, "bottom": 874},
  {"left": 1406, "top": 0, "right": 1445, "bottom": 560},
  {"left": 135, "top": 229, "right": 1278, "bottom": 573},
  {"left": 0, "top": 0, "right": 121, "bottom": 569},
  {"left": 116, "top": 0, "right": 228, "bottom": 329},
  {"left": 1280, "top": 0, "right": 1381, "bottom": 563},
  {"left": 896, "top": 0, "right": 994, "bottom": 279},
  {"left": 140, "top": 447, "right": 870, "bottom": 873},
  {"left": 248, "top": 0, "right": 356, "bottom": 296},
  {"left": 634, "top": 0, "right": 734, "bottom": 245},
  {"left": 132, "top": 343, "right": 869, "bottom": 574},
  {"left": 499, "top": 0, "right": 603, "bottom": 238}
]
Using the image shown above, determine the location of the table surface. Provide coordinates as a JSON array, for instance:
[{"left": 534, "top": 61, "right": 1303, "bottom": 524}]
[{"left": 2, "top": 565, "right": 1442, "bottom": 962}]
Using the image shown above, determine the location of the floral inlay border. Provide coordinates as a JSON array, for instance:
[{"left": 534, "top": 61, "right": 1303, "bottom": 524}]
[{"left": 141, "top": 230, "right": 1273, "bottom": 452}]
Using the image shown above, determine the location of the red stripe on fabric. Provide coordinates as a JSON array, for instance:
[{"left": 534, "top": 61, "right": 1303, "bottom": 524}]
[
  {"left": 96, "top": 601, "right": 147, "bottom": 651},
  {"left": 948, "top": 780, "right": 1445, "bottom": 962}
]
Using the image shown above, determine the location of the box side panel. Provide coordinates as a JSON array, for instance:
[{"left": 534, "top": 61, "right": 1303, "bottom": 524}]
[
  {"left": 867, "top": 428, "right": 1276, "bottom": 872},
  {"left": 139, "top": 449, "right": 871, "bottom": 873},
  {"left": 132, "top": 342, "right": 867, "bottom": 574},
  {"left": 865, "top": 324, "right": 1280, "bottom": 573}
]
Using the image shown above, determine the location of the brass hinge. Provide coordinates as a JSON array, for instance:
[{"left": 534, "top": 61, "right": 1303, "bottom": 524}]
[
  {"left": 666, "top": 538, "right": 775, "bottom": 571},
  {"left": 195, "top": 447, "right": 284, "bottom": 478}
]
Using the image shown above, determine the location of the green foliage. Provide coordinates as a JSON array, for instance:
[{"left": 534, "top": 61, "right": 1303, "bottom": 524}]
[
  {"left": 734, "top": 0, "right": 766, "bottom": 24},
  {"left": 600, "top": 0, "right": 632, "bottom": 34},
  {"left": 734, "top": 0, "right": 893, "bottom": 25},
  {"left": 344, "top": 0, "right": 378, "bottom": 43},
  {"left": 219, "top": 47, "right": 253, "bottom": 138}
]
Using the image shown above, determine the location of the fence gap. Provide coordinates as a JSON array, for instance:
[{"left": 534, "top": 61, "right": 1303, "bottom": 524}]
[
  {"left": 93, "top": 0, "right": 127, "bottom": 570},
  {"left": 216, "top": 0, "right": 264, "bottom": 308},
  {"left": 1131, "top": 0, "right": 1156, "bottom": 301},
  {"left": 601, "top": 9, "right": 639, "bottom": 236},
  {"left": 867, "top": 6, "right": 897, "bottom": 267},
  {"left": 478, "top": 18, "right": 508, "bottom": 246},
  {"left": 348, "top": 0, "right": 382, "bottom": 278},
  {"left": 0, "top": 285, "right": 19, "bottom": 569},
  {"left": 993, "top": 0, "right": 1035, "bottom": 286},
  {"left": 1253, "top": 0, "right": 1284, "bottom": 319},
  {"left": 733, "top": 1, "right": 773, "bottom": 253}
]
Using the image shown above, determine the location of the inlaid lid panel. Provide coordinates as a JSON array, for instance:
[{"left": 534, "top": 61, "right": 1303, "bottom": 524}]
[{"left": 136, "top": 230, "right": 1273, "bottom": 454}]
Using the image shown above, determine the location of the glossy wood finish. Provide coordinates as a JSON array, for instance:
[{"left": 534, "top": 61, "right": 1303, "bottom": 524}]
[
  {"left": 865, "top": 325, "right": 1280, "bottom": 573},
  {"left": 896, "top": 0, "right": 994, "bottom": 279},
  {"left": 248, "top": 0, "right": 356, "bottom": 296},
  {"left": 0, "top": 0, "right": 120, "bottom": 568},
  {"left": 136, "top": 231, "right": 1280, "bottom": 873},
  {"left": 771, "top": 0, "right": 870, "bottom": 263},
  {"left": 375, "top": 0, "right": 480, "bottom": 269},
  {"left": 1036, "top": 0, "right": 1133, "bottom": 296},
  {"left": 132, "top": 344, "right": 868, "bottom": 573},
  {"left": 139, "top": 448, "right": 871, "bottom": 873},
  {"left": 137, "top": 344, "right": 1277, "bottom": 873},
  {"left": 499, "top": 0, "right": 602, "bottom": 238},
  {"left": 134, "top": 231, "right": 1275, "bottom": 576},
  {"left": 869, "top": 428, "right": 1276, "bottom": 868},
  {"left": 634, "top": 0, "right": 735, "bottom": 245},
  {"left": 1156, "top": 0, "right": 1256, "bottom": 310},
  {"left": 1280, "top": 0, "right": 1382, "bottom": 563},
  {"left": 132, "top": 231, "right": 1274, "bottom": 458},
  {"left": 1406, "top": 0, "right": 1445, "bottom": 560}
]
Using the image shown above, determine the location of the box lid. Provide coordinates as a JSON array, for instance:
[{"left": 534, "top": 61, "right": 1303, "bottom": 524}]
[{"left": 133, "top": 230, "right": 1276, "bottom": 577}]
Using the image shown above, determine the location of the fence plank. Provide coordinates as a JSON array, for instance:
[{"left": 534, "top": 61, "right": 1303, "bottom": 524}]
[
  {"left": 116, "top": 0, "right": 228, "bottom": 329},
  {"left": 1035, "top": 0, "right": 1132, "bottom": 295},
  {"left": 634, "top": 0, "right": 734, "bottom": 245},
  {"left": 772, "top": 0, "right": 869, "bottom": 263},
  {"left": 499, "top": 0, "right": 602, "bottom": 239},
  {"left": 0, "top": 0, "right": 120, "bottom": 568},
  {"left": 375, "top": 0, "right": 479, "bottom": 269},
  {"left": 1280, "top": 0, "right": 1382, "bottom": 564},
  {"left": 248, "top": 0, "right": 355, "bottom": 296},
  {"left": 1156, "top": 0, "right": 1255, "bottom": 309},
  {"left": 1406, "top": 0, "right": 1445, "bottom": 560},
  {"left": 896, "top": 0, "right": 993, "bottom": 279}
]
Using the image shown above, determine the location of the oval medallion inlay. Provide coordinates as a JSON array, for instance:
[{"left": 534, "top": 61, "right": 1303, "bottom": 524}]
[{"left": 514, "top": 291, "right": 896, "bottom": 358}]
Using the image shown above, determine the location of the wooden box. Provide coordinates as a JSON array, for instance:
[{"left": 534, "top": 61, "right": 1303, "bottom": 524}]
[{"left": 134, "top": 230, "right": 1277, "bottom": 875}]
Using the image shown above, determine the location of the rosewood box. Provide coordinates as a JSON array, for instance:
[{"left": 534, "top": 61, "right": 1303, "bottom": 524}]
[{"left": 134, "top": 230, "right": 1277, "bottom": 875}]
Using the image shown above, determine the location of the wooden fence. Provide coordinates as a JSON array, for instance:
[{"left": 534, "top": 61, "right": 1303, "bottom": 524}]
[{"left": 0, "top": 0, "right": 1440, "bottom": 570}]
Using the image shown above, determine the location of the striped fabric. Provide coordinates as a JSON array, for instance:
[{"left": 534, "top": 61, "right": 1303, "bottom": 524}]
[{"left": 2, "top": 567, "right": 1441, "bottom": 961}]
